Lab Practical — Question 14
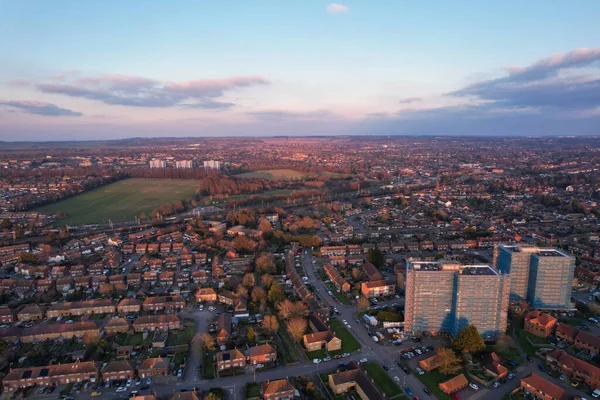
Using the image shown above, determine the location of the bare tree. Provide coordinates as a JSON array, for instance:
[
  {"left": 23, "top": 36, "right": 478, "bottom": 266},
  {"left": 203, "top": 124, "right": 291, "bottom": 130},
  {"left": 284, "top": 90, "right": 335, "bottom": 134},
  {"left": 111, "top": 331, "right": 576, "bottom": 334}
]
[
  {"left": 358, "top": 297, "right": 370, "bottom": 312},
  {"left": 242, "top": 273, "right": 256, "bottom": 288},
  {"left": 193, "top": 333, "right": 216, "bottom": 352},
  {"left": 287, "top": 317, "right": 307, "bottom": 342},
  {"left": 262, "top": 315, "right": 280, "bottom": 334}
]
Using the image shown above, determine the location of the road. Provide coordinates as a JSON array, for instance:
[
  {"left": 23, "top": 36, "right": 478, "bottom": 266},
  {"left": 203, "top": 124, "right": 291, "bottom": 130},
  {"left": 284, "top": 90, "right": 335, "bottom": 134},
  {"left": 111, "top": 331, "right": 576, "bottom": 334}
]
[{"left": 301, "top": 249, "right": 430, "bottom": 399}]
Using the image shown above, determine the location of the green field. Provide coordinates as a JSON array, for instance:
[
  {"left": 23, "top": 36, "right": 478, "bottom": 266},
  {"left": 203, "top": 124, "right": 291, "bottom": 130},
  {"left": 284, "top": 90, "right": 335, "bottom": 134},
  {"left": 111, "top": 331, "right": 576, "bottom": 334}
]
[
  {"left": 35, "top": 178, "right": 200, "bottom": 226},
  {"left": 236, "top": 169, "right": 308, "bottom": 180}
]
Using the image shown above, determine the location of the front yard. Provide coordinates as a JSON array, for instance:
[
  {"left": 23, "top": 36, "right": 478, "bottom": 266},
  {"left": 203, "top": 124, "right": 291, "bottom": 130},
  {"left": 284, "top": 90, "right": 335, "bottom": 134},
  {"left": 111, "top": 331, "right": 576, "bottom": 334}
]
[
  {"left": 412, "top": 369, "right": 456, "bottom": 400},
  {"left": 362, "top": 362, "right": 403, "bottom": 398},
  {"left": 329, "top": 320, "right": 361, "bottom": 354},
  {"left": 166, "top": 326, "right": 194, "bottom": 346}
]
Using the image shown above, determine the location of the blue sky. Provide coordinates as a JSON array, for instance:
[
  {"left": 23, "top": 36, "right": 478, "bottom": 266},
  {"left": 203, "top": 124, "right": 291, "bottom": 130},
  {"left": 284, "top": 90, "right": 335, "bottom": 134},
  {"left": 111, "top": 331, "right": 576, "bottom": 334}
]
[{"left": 1, "top": 0, "right": 599, "bottom": 139}]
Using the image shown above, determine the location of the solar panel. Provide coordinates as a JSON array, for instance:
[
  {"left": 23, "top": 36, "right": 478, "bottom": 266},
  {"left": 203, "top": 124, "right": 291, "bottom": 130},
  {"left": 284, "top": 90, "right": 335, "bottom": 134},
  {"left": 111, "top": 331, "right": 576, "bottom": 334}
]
[
  {"left": 22, "top": 370, "right": 32, "bottom": 379},
  {"left": 39, "top": 368, "right": 49, "bottom": 377},
  {"left": 223, "top": 353, "right": 231, "bottom": 361}
]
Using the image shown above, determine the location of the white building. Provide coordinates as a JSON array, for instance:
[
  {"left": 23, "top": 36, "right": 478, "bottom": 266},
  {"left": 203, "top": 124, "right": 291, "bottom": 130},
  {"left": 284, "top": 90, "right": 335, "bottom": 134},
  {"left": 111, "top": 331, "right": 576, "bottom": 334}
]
[
  {"left": 175, "top": 160, "right": 193, "bottom": 169},
  {"left": 203, "top": 160, "right": 221, "bottom": 170},
  {"left": 149, "top": 159, "right": 166, "bottom": 168}
]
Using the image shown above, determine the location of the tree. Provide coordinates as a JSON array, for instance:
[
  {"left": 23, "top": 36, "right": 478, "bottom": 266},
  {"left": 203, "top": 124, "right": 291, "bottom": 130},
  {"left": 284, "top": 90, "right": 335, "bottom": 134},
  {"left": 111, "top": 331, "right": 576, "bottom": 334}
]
[
  {"left": 1, "top": 219, "right": 12, "bottom": 230},
  {"left": 287, "top": 317, "right": 307, "bottom": 342},
  {"left": 277, "top": 300, "right": 307, "bottom": 320},
  {"left": 258, "top": 217, "right": 273, "bottom": 234},
  {"left": 376, "top": 311, "right": 401, "bottom": 322},
  {"left": 453, "top": 325, "right": 485, "bottom": 353},
  {"left": 262, "top": 315, "right": 279, "bottom": 334},
  {"left": 234, "top": 284, "right": 248, "bottom": 299},
  {"left": 242, "top": 273, "right": 256, "bottom": 288},
  {"left": 261, "top": 274, "right": 274, "bottom": 288},
  {"left": 206, "top": 392, "right": 224, "bottom": 400},
  {"left": 358, "top": 297, "right": 370, "bottom": 312},
  {"left": 255, "top": 254, "right": 275, "bottom": 274},
  {"left": 268, "top": 283, "right": 286, "bottom": 304},
  {"left": 247, "top": 327, "right": 256, "bottom": 344},
  {"left": 193, "top": 332, "right": 216, "bottom": 352},
  {"left": 251, "top": 287, "right": 266, "bottom": 303},
  {"left": 436, "top": 346, "right": 462, "bottom": 375}
]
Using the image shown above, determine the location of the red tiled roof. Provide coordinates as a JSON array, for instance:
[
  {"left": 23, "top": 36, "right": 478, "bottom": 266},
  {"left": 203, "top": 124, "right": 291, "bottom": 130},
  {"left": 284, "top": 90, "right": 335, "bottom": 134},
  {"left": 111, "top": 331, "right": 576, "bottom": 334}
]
[{"left": 521, "top": 373, "right": 571, "bottom": 400}]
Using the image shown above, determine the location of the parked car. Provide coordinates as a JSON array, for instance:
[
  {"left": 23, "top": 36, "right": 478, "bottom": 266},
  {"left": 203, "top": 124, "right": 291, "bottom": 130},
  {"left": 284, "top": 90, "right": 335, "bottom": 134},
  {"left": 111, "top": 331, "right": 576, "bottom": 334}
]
[
  {"left": 342, "top": 352, "right": 350, "bottom": 358},
  {"left": 493, "top": 381, "right": 501, "bottom": 388},
  {"left": 423, "top": 387, "right": 432, "bottom": 395},
  {"left": 415, "top": 367, "right": 425, "bottom": 375},
  {"left": 403, "top": 386, "right": 413, "bottom": 396},
  {"left": 507, "top": 373, "right": 516, "bottom": 380},
  {"left": 469, "top": 383, "right": 479, "bottom": 391},
  {"left": 313, "top": 358, "right": 322, "bottom": 364},
  {"left": 359, "top": 358, "right": 368, "bottom": 363},
  {"left": 323, "top": 356, "right": 332, "bottom": 362}
]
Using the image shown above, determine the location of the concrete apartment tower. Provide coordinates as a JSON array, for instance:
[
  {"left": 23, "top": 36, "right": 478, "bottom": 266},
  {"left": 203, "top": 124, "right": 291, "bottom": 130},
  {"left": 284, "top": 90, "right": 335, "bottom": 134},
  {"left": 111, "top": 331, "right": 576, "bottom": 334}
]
[
  {"left": 404, "top": 260, "right": 510, "bottom": 340},
  {"left": 496, "top": 245, "right": 574, "bottom": 310}
]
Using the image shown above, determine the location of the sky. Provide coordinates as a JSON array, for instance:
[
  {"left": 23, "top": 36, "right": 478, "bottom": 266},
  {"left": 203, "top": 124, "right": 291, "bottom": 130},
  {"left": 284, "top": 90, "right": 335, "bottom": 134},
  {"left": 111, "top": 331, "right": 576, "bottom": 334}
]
[{"left": 1, "top": 0, "right": 600, "bottom": 140}]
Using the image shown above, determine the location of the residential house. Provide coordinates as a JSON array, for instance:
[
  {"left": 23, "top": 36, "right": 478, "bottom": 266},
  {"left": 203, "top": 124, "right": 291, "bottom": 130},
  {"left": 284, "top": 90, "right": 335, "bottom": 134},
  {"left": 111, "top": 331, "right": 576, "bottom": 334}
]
[
  {"left": 217, "top": 313, "right": 232, "bottom": 345},
  {"left": 218, "top": 290, "right": 236, "bottom": 306},
  {"left": 15, "top": 322, "right": 100, "bottom": 343},
  {"left": 483, "top": 352, "right": 508, "bottom": 380},
  {"left": 0, "top": 307, "right": 13, "bottom": 324},
  {"left": 546, "top": 349, "right": 600, "bottom": 388},
  {"left": 360, "top": 280, "right": 396, "bottom": 298},
  {"left": 137, "top": 357, "right": 169, "bottom": 378},
  {"left": 196, "top": 288, "right": 217, "bottom": 303},
  {"left": 303, "top": 331, "right": 341, "bottom": 352},
  {"left": 191, "top": 271, "right": 207, "bottom": 284},
  {"left": 142, "top": 295, "right": 185, "bottom": 313},
  {"left": 362, "top": 261, "right": 383, "bottom": 281},
  {"left": 247, "top": 344, "right": 277, "bottom": 365},
  {"left": 324, "top": 264, "right": 351, "bottom": 293},
  {"left": 216, "top": 348, "right": 246, "bottom": 371},
  {"left": 262, "top": 379, "right": 295, "bottom": 400},
  {"left": 520, "top": 373, "right": 571, "bottom": 400},
  {"left": 132, "top": 315, "right": 181, "bottom": 332},
  {"left": 2, "top": 361, "right": 99, "bottom": 391},
  {"left": 17, "top": 305, "right": 43, "bottom": 322},
  {"left": 47, "top": 300, "right": 115, "bottom": 318},
  {"left": 438, "top": 374, "right": 469, "bottom": 395},
  {"left": 117, "top": 298, "right": 142, "bottom": 314},
  {"left": 328, "top": 361, "right": 385, "bottom": 400},
  {"left": 104, "top": 318, "right": 129, "bottom": 335},
  {"left": 524, "top": 311, "right": 558, "bottom": 338},
  {"left": 102, "top": 361, "right": 135, "bottom": 382}
]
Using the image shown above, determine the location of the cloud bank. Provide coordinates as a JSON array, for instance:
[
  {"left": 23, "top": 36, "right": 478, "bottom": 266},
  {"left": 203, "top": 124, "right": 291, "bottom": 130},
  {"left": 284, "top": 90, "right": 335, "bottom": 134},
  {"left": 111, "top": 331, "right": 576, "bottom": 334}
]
[
  {"left": 0, "top": 100, "right": 82, "bottom": 116},
  {"left": 35, "top": 73, "right": 269, "bottom": 108}
]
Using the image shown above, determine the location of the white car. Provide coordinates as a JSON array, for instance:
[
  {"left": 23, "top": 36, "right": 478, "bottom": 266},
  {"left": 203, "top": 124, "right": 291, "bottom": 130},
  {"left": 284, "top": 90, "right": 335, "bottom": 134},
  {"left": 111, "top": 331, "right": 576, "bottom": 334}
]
[
  {"left": 393, "top": 376, "right": 400, "bottom": 382},
  {"left": 313, "top": 358, "right": 322, "bottom": 364},
  {"left": 415, "top": 349, "right": 422, "bottom": 355},
  {"left": 126, "top": 379, "right": 132, "bottom": 387},
  {"left": 342, "top": 320, "right": 348, "bottom": 325},
  {"left": 342, "top": 353, "right": 350, "bottom": 358},
  {"left": 116, "top": 387, "right": 127, "bottom": 392},
  {"left": 346, "top": 325, "right": 352, "bottom": 329},
  {"left": 415, "top": 367, "right": 425, "bottom": 375},
  {"left": 359, "top": 358, "right": 368, "bottom": 363},
  {"left": 469, "top": 383, "right": 479, "bottom": 391},
  {"left": 323, "top": 356, "right": 332, "bottom": 362}
]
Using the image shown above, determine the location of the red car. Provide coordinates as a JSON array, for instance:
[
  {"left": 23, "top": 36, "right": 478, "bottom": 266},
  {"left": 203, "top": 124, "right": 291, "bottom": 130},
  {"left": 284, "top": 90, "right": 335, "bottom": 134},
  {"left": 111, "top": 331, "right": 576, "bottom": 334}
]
[{"left": 452, "top": 394, "right": 461, "bottom": 400}]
